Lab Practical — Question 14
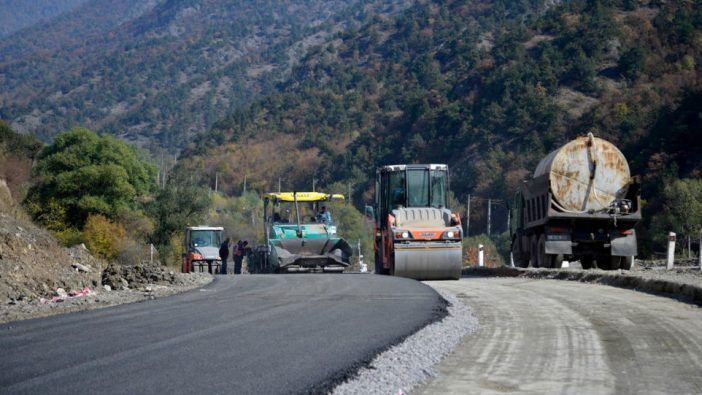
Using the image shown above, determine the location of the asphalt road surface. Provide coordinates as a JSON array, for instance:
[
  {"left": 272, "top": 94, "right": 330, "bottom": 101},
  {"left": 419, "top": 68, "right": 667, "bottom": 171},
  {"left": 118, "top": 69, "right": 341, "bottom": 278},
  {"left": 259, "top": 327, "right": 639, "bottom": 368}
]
[
  {"left": 419, "top": 278, "right": 702, "bottom": 394},
  {"left": 0, "top": 274, "right": 444, "bottom": 394}
]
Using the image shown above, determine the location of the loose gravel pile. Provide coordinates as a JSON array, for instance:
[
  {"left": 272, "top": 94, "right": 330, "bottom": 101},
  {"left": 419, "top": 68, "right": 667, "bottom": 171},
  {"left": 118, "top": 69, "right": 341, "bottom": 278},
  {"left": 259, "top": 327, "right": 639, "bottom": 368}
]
[{"left": 333, "top": 288, "right": 478, "bottom": 395}]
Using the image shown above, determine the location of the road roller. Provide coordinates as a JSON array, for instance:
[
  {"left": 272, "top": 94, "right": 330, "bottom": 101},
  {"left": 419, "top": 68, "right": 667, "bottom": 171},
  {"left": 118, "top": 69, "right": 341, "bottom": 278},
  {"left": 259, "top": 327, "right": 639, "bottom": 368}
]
[
  {"left": 369, "top": 164, "right": 463, "bottom": 280},
  {"left": 510, "top": 133, "right": 641, "bottom": 270}
]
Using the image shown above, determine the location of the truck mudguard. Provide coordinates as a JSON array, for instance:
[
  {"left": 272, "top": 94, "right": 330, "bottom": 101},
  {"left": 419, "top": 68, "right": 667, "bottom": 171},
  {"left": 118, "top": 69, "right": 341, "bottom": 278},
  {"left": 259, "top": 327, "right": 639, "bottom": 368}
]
[{"left": 610, "top": 230, "right": 637, "bottom": 257}]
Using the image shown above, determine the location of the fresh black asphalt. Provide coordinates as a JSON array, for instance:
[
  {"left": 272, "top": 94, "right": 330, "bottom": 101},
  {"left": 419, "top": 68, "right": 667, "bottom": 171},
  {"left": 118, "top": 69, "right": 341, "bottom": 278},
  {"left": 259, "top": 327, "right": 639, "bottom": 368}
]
[{"left": 0, "top": 274, "right": 445, "bottom": 394}]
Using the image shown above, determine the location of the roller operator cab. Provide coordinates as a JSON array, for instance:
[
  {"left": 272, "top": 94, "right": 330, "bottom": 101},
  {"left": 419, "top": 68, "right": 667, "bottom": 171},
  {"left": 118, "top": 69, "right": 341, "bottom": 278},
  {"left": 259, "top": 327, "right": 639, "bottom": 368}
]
[
  {"left": 182, "top": 226, "right": 224, "bottom": 273},
  {"left": 249, "top": 192, "right": 353, "bottom": 274},
  {"left": 371, "top": 164, "right": 463, "bottom": 280}
]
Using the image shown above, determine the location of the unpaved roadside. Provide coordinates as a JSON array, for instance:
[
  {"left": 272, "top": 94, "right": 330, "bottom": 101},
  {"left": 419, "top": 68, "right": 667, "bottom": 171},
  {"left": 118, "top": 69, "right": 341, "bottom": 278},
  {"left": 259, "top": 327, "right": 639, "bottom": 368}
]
[
  {"left": 463, "top": 266, "right": 702, "bottom": 305},
  {"left": 419, "top": 278, "right": 702, "bottom": 394},
  {"left": 0, "top": 272, "right": 212, "bottom": 324}
]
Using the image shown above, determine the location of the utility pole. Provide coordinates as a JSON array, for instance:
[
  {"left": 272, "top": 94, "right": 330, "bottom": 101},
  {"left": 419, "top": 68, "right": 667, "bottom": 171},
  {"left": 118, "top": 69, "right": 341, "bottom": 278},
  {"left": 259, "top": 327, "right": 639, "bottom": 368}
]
[
  {"left": 214, "top": 173, "right": 219, "bottom": 193},
  {"left": 312, "top": 177, "right": 316, "bottom": 192},
  {"left": 243, "top": 175, "right": 247, "bottom": 194},
  {"left": 487, "top": 198, "right": 492, "bottom": 237},
  {"left": 466, "top": 194, "right": 471, "bottom": 237},
  {"left": 278, "top": 177, "right": 281, "bottom": 193},
  {"left": 347, "top": 183, "right": 351, "bottom": 205}
]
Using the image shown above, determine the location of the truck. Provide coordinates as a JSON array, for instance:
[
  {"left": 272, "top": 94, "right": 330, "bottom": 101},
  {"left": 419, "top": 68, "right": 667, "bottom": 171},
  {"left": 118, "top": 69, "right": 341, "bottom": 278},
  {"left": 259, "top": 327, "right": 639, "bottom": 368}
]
[
  {"left": 249, "top": 192, "right": 353, "bottom": 273},
  {"left": 369, "top": 164, "right": 463, "bottom": 280},
  {"left": 181, "top": 226, "right": 224, "bottom": 273},
  {"left": 510, "top": 133, "right": 641, "bottom": 270}
]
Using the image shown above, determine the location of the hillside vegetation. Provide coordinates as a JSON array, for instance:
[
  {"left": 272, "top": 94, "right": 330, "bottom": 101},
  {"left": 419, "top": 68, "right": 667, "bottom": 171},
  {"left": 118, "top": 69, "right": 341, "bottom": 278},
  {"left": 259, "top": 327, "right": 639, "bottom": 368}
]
[
  {"left": 0, "top": 0, "right": 412, "bottom": 149},
  {"left": 185, "top": 0, "right": 701, "bottom": 255}
]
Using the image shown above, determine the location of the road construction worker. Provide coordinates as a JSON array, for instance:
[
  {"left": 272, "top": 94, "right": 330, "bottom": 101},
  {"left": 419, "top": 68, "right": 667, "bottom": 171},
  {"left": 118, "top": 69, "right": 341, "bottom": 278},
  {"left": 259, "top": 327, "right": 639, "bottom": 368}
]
[
  {"left": 219, "top": 238, "right": 230, "bottom": 275},
  {"left": 234, "top": 240, "right": 248, "bottom": 274},
  {"left": 317, "top": 206, "right": 332, "bottom": 224}
]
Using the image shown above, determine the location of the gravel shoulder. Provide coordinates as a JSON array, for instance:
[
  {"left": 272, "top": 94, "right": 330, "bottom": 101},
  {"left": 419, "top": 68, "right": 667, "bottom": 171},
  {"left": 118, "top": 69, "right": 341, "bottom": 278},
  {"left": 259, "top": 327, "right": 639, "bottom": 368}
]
[
  {"left": 333, "top": 287, "right": 478, "bottom": 395},
  {"left": 419, "top": 278, "right": 702, "bottom": 394}
]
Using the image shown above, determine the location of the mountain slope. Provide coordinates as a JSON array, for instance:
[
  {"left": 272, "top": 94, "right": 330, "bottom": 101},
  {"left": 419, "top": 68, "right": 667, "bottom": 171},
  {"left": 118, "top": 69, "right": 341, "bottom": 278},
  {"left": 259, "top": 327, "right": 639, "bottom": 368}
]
[
  {"left": 0, "top": 0, "right": 89, "bottom": 38},
  {"left": 0, "top": 0, "right": 412, "bottom": 149},
  {"left": 184, "top": 0, "right": 701, "bottom": 243}
]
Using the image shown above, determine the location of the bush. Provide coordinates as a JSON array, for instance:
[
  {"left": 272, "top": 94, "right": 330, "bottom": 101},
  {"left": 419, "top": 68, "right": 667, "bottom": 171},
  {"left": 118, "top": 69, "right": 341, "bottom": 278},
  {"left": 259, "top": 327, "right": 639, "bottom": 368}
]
[
  {"left": 83, "top": 214, "right": 127, "bottom": 261},
  {"left": 54, "top": 228, "right": 84, "bottom": 247},
  {"left": 463, "top": 234, "right": 505, "bottom": 267}
]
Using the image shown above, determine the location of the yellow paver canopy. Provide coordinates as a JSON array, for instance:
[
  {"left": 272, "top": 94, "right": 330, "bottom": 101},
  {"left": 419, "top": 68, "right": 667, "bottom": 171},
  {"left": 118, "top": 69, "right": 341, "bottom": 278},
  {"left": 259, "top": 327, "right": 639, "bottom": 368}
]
[{"left": 263, "top": 192, "right": 345, "bottom": 202}]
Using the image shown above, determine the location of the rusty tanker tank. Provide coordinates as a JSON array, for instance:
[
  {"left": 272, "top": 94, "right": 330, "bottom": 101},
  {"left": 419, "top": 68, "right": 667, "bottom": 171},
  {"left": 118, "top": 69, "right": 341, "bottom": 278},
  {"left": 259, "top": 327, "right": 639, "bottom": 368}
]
[{"left": 510, "top": 134, "right": 641, "bottom": 270}]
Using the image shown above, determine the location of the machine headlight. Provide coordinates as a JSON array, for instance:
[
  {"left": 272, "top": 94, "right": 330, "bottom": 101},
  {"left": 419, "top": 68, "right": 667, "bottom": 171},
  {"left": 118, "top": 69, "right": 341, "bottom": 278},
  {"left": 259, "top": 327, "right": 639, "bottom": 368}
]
[
  {"left": 447, "top": 231, "right": 455, "bottom": 238},
  {"left": 394, "top": 230, "right": 411, "bottom": 239}
]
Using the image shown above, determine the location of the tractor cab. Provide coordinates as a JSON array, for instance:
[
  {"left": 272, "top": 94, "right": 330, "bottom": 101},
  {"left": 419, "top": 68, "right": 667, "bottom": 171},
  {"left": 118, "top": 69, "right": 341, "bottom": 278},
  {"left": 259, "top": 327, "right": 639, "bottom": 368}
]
[{"left": 182, "top": 226, "right": 224, "bottom": 273}]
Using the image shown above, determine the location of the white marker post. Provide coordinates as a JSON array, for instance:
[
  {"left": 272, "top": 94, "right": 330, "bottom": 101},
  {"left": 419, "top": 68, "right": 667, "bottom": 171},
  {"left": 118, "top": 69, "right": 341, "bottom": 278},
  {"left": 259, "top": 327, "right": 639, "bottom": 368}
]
[
  {"left": 667, "top": 232, "right": 676, "bottom": 270},
  {"left": 478, "top": 244, "right": 484, "bottom": 267},
  {"left": 699, "top": 230, "right": 702, "bottom": 272}
]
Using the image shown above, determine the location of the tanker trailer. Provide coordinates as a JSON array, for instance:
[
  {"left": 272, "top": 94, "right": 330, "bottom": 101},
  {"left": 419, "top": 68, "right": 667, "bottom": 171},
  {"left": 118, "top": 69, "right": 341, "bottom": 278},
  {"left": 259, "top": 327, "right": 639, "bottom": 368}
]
[{"left": 509, "top": 133, "right": 641, "bottom": 270}]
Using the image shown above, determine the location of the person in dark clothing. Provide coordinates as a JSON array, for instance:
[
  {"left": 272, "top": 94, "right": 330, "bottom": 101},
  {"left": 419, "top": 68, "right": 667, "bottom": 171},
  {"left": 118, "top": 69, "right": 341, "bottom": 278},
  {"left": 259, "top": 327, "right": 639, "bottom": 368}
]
[
  {"left": 233, "top": 240, "right": 248, "bottom": 274},
  {"left": 219, "top": 238, "right": 230, "bottom": 275}
]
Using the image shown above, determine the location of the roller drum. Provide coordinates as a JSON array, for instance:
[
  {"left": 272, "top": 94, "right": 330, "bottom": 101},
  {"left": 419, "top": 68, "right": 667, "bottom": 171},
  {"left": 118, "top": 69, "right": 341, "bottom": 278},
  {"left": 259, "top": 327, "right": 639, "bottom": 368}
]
[{"left": 393, "top": 242, "right": 462, "bottom": 280}]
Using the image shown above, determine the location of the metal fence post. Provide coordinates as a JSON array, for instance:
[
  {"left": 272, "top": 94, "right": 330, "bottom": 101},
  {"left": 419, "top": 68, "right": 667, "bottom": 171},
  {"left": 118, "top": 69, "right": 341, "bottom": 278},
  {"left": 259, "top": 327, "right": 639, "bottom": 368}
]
[{"left": 667, "top": 232, "right": 676, "bottom": 270}]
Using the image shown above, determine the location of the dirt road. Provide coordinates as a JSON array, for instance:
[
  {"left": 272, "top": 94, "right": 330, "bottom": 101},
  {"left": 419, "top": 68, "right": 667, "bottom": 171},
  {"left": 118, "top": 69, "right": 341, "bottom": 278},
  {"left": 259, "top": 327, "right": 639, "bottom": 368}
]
[{"left": 419, "top": 278, "right": 702, "bottom": 394}]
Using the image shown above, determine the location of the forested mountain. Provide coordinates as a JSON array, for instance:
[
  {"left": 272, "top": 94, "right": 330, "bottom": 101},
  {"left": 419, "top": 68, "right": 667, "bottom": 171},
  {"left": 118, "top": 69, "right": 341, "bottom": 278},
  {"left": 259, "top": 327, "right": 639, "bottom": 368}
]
[
  {"left": 0, "top": 0, "right": 89, "bottom": 38},
  {"left": 0, "top": 0, "right": 412, "bottom": 149},
  {"left": 184, "top": 0, "right": 701, "bottom": 251}
]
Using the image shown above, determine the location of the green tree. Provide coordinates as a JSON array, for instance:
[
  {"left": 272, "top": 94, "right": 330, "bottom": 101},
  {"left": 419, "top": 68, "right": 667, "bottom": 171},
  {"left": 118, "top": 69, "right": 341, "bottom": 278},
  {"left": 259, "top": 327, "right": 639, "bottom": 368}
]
[
  {"left": 618, "top": 46, "right": 647, "bottom": 80},
  {"left": 24, "top": 128, "right": 156, "bottom": 231},
  {"left": 662, "top": 178, "right": 702, "bottom": 245},
  {"left": 148, "top": 166, "right": 211, "bottom": 264}
]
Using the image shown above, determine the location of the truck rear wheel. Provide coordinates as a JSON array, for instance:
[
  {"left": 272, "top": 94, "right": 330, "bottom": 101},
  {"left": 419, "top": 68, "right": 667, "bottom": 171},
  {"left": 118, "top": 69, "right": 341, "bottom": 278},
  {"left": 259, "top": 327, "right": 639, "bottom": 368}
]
[
  {"left": 550, "top": 254, "right": 564, "bottom": 269},
  {"left": 580, "top": 256, "right": 594, "bottom": 270},
  {"left": 607, "top": 256, "right": 622, "bottom": 270},
  {"left": 537, "top": 235, "right": 561, "bottom": 268},
  {"left": 620, "top": 256, "right": 634, "bottom": 270},
  {"left": 530, "top": 236, "right": 539, "bottom": 267},
  {"left": 512, "top": 238, "right": 528, "bottom": 268}
]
